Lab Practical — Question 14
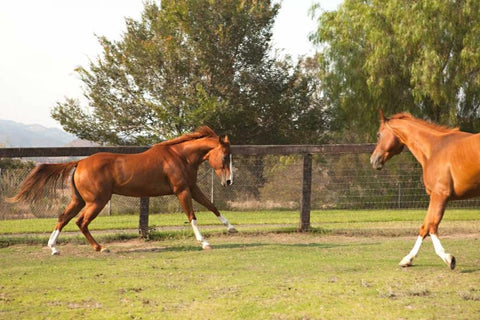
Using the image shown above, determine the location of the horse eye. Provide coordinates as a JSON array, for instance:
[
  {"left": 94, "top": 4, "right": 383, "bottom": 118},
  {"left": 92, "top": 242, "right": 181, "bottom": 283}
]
[{"left": 377, "top": 132, "right": 381, "bottom": 140}]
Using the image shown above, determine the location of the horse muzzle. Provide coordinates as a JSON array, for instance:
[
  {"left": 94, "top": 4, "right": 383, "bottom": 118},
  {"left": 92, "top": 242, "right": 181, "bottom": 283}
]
[
  {"left": 220, "top": 174, "right": 233, "bottom": 187},
  {"left": 221, "top": 178, "right": 233, "bottom": 187},
  {"left": 370, "top": 153, "right": 384, "bottom": 170}
]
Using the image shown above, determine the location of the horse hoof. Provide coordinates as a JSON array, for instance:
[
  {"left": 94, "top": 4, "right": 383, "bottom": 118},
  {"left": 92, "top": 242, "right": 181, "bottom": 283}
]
[
  {"left": 51, "top": 250, "right": 60, "bottom": 256},
  {"left": 100, "top": 247, "right": 110, "bottom": 253},
  {"left": 203, "top": 245, "right": 212, "bottom": 250},
  {"left": 399, "top": 256, "right": 413, "bottom": 267},
  {"left": 228, "top": 227, "right": 238, "bottom": 234},
  {"left": 447, "top": 255, "right": 456, "bottom": 270}
]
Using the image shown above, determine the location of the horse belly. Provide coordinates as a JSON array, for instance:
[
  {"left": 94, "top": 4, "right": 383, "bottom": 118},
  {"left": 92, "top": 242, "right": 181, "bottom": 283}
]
[
  {"left": 111, "top": 156, "right": 174, "bottom": 197},
  {"left": 112, "top": 174, "right": 173, "bottom": 197},
  {"left": 451, "top": 168, "right": 480, "bottom": 200}
]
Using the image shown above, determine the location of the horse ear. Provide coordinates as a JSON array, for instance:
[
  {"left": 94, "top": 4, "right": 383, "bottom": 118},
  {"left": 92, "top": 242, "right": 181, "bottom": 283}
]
[
  {"left": 219, "top": 135, "right": 230, "bottom": 144},
  {"left": 379, "top": 109, "right": 387, "bottom": 123}
]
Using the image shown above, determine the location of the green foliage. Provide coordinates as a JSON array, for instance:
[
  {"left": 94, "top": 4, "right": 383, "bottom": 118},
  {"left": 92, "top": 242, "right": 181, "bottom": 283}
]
[
  {"left": 53, "top": 0, "right": 326, "bottom": 145},
  {"left": 313, "top": 0, "right": 480, "bottom": 140}
]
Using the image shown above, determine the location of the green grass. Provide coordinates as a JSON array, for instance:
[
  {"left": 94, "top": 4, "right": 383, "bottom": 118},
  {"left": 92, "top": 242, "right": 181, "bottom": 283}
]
[
  {"left": 1, "top": 209, "right": 479, "bottom": 234},
  {"left": 1, "top": 209, "right": 479, "bottom": 244},
  {"left": 2, "top": 234, "right": 480, "bottom": 319},
  {"left": 1, "top": 209, "right": 480, "bottom": 319}
]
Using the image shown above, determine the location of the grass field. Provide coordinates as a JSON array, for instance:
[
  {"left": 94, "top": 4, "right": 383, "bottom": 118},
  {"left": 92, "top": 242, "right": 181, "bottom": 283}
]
[{"left": 1, "top": 210, "right": 480, "bottom": 319}]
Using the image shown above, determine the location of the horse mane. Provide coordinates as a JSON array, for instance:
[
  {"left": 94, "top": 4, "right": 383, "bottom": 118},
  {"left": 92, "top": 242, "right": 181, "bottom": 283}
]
[
  {"left": 389, "top": 112, "right": 459, "bottom": 133},
  {"left": 158, "top": 126, "right": 218, "bottom": 146}
]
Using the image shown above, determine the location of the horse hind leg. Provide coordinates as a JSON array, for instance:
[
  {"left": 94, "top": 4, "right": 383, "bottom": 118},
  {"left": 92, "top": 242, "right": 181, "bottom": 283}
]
[
  {"left": 48, "top": 197, "right": 85, "bottom": 255},
  {"left": 76, "top": 201, "right": 109, "bottom": 253}
]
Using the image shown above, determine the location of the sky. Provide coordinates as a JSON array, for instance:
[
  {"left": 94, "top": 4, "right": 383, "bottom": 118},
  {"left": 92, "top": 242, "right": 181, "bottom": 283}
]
[{"left": 0, "top": 0, "right": 342, "bottom": 129}]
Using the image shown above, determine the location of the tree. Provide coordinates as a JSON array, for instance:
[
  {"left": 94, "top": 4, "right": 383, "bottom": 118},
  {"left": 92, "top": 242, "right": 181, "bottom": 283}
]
[
  {"left": 312, "top": 0, "right": 480, "bottom": 141},
  {"left": 53, "top": 0, "right": 325, "bottom": 145}
]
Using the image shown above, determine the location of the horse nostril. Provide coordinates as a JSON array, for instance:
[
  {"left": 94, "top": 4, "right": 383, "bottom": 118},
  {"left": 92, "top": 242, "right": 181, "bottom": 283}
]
[{"left": 226, "top": 180, "right": 232, "bottom": 186}]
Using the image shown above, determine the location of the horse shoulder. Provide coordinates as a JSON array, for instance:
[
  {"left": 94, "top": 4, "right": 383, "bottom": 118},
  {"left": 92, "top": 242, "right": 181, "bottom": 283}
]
[{"left": 422, "top": 156, "right": 454, "bottom": 199}]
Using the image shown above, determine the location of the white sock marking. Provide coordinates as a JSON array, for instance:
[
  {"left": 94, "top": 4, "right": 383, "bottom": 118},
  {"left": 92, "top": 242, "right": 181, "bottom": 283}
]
[
  {"left": 409, "top": 236, "right": 423, "bottom": 258},
  {"left": 431, "top": 234, "right": 449, "bottom": 262},
  {"left": 191, "top": 220, "right": 210, "bottom": 248},
  {"left": 48, "top": 230, "right": 60, "bottom": 255},
  {"left": 399, "top": 236, "right": 423, "bottom": 266},
  {"left": 218, "top": 215, "right": 233, "bottom": 229}
]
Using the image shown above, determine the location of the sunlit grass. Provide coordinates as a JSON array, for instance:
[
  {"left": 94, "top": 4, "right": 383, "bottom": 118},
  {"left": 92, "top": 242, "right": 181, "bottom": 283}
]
[
  {"left": 1, "top": 209, "right": 479, "bottom": 234},
  {"left": 1, "top": 233, "right": 480, "bottom": 319}
]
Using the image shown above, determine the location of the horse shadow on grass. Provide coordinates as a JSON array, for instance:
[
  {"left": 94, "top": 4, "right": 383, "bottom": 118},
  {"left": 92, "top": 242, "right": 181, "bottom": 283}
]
[
  {"left": 115, "top": 241, "right": 377, "bottom": 254},
  {"left": 115, "top": 242, "right": 269, "bottom": 254},
  {"left": 460, "top": 267, "right": 480, "bottom": 274}
]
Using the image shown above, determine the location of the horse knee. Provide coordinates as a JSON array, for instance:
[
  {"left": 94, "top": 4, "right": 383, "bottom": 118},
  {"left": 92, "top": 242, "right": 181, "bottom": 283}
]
[
  {"left": 418, "top": 225, "right": 429, "bottom": 238},
  {"left": 428, "top": 224, "right": 439, "bottom": 235}
]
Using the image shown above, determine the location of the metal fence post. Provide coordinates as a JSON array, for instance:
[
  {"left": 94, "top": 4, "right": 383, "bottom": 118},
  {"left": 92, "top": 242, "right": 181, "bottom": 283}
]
[
  {"left": 139, "top": 197, "right": 150, "bottom": 239},
  {"left": 299, "top": 154, "right": 312, "bottom": 232},
  {"left": 211, "top": 168, "right": 214, "bottom": 203}
]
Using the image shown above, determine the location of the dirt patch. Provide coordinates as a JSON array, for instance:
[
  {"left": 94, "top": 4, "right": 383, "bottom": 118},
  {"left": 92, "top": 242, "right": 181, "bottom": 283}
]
[{"left": 6, "top": 230, "right": 480, "bottom": 259}]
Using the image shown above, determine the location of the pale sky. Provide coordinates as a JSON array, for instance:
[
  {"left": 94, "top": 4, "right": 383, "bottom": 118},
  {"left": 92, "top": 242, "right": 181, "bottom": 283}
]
[{"left": 0, "top": 0, "right": 342, "bottom": 129}]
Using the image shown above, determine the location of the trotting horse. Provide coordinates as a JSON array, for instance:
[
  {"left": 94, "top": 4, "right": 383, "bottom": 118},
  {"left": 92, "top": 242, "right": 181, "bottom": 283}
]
[
  {"left": 8, "top": 126, "right": 237, "bottom": 254},
  {"left": 370, "top": 110, "right": 480, "bottom": 269}
]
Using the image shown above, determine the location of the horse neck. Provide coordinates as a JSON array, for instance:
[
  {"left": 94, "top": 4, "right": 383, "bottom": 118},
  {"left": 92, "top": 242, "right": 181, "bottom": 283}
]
[
  {"left": 388, "top": 120, "right": 440, "bottom": 167},
  {"left": 172, "top": 137, "right": 218, "bottom": 167}
]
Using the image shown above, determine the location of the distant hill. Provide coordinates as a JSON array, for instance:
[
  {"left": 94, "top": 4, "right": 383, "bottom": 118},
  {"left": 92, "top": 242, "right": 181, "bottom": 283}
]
[
  {"left": 63, "top": 138, "right": 99, "bottom": 147},
  {"left": 0, "top": 119, "right": 76, "bottom": 147}
]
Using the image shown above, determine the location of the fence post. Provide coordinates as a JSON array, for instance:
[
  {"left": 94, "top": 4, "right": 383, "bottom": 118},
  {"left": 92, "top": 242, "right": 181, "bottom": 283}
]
[
  {"left": 139, "top": 197, "right": 150, "bottom": 239},
  {"left": 211, "top": 168, "right": 214, "bottom": 203},
  {"left": 299, "top": 154, "right": 312, "bottom": 232}
]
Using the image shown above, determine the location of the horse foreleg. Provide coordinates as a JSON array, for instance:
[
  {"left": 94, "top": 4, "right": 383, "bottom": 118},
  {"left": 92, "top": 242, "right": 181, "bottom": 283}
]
[
  {"left": 191, "top": 219, "right": 211, "bottom": 250},
  {"left": 177, "top": 189, "right": 211, "bottom": 249},
  {"left": 399, "top": 235, "right": 423, "bottom": 267},
  {"left": 431, "top": 234, "right": 456, "bottom": 269},
  {"left": 191, "top": 185, "right": 237, "bottom": 233},
  {"left": 427, "top": 194, "right": 455, "bottom": 269},
  {"left": 400, "top": 193, "right": 454, "bottom": 269}
]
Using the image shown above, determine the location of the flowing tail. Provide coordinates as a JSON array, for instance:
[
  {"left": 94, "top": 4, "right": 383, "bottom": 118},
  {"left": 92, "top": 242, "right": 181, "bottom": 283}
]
[{"left": 6, "top": 161, "right": 79, "bottom": 203}]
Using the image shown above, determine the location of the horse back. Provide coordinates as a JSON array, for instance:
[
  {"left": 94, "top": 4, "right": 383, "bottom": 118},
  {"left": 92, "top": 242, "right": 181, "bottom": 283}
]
[
  {"left": 74, "top": 149, "right": 184, "bottom": 198},
  {"left": 74, "top": 150, "right": 171, "bottom": 200}
]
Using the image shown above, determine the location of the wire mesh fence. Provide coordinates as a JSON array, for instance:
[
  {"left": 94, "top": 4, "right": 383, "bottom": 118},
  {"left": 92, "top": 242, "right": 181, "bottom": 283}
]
[{"left": 2, "top": 151, "right": 480, "bottom": 220}]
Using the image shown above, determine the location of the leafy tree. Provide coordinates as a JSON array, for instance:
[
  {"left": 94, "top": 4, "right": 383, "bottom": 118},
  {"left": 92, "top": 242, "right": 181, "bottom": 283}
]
[
  {"left": 312, "top": 0, "right": 480, "bottom": 141},
  {"left": 53, "top": 0, "right": 325, "bottom": 145}
]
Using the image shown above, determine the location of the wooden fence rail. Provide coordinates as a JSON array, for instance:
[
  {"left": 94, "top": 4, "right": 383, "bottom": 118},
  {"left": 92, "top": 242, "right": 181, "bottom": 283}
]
[{"left": 0, "top": 144, "right": 376, "bottom": 234}]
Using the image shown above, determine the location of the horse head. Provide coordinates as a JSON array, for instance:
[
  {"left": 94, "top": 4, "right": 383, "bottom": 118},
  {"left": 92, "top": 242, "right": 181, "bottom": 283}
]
[
  {"left": 207, "top": 135, "right": 233, "bottom": 186},
  {"left": 370, "top": 109, "right": 404, "bottom": 170}
]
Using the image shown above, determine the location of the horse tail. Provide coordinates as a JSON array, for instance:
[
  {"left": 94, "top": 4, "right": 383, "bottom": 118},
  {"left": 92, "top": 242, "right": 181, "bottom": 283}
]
[{"left": 6, "top": 161, "right": 79, "bottom": 203}]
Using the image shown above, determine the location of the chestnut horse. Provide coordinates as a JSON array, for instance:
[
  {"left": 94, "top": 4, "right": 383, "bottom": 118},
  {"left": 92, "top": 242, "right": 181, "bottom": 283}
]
[
  {"left": 8, "top": 126, "right": 236, "bottom": 254},
  {"left": 370, "top": 110, "right": 480, "bottom": 269}
]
